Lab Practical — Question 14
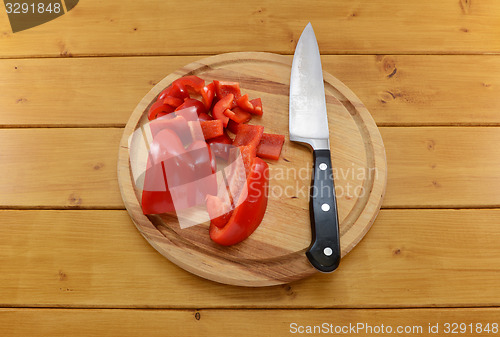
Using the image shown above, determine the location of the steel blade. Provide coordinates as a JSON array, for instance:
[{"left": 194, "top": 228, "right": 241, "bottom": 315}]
[{"left": 289, "top": 23, "right": 329, "bottom": 150}]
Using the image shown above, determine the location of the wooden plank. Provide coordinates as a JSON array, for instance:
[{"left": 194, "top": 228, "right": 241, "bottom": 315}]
[
  {"left": 0, "top": 128, "right": 124, "bottom": 208},
  {"left": 1, "top": 209, "right": 500, "bottom": 308},
  {"left": 0, "top": 127, "right": 498, "bottom": 209},
  {"left": 0, "top": 57, "right": 199, "bottom": 127},
  {"left": 1, "top": 308, "right": 500, "bottom": 337},
  {"left": 0, "top": 0, "right": 499, "bottom": 57},
  {"left": 381, "top": 127, "right": 500, "bottom": 208},
  {"left": 1, "top": 55, "right": 500, "bottom": 126}
]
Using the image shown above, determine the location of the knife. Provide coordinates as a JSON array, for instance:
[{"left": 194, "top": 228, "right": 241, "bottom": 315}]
[{"left": 289, "top": 23, "right": 341, "bottom": 273}]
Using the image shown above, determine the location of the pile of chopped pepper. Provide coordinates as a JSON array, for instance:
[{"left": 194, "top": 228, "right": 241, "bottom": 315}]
[{"left": 142, "top": 75, "right": 285, "bottom": 245}]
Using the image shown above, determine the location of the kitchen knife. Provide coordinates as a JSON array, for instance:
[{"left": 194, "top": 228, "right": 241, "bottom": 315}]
[{"left": 289, "top": 23, "right": 341, "bottom": 272}]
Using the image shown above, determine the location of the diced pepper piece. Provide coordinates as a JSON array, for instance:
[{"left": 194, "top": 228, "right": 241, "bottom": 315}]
[
  {"left": 172, "top": 75, "right": 205, "bottom": 95},
  {"left": 236, "top": 94, "right": 254, "bottom": 112},
  {"left": 158, "top": 83, "right": 189, "bottom": 102},
  {"left": 232, "top": 124, "right": 264, "bottom": 148},
  {"left": 198, "top": 112, "right": 213, "bottom": 121},
  {"left": 149, "top": 115, "right": 191, "bottom": 145},
  {"left": 200, "top": 120, "right": 224, "bottom": 140},
  {"left": 148, "top": 100, "right": 175, "bottom": 120},
  {"left": 175, "top": 98, "right": 207, "bottom": 115},
  {"left": 238, "top": 145, "right": 257, "bottom": 177},
  {"left": 207, "top": 130, "right": 233, "bottom": 145},
  {"left": 223, "top": 107, "right": 252, "bottom": 124},
  {"left": 249, "top": 98, "right": 263, "bottom": 116},
  {"left": 163, "top": 96, "right": 184, "bottom": 109},
  {"left": 226, "top": 120, "right": 240, "bottom": 134},
  {"left": 201, "top": 82, "right": 215, "bottom": 110},
  {"left": 212, "top": 93, "right": 233, "bottom": 127},
  {"left": 214, "top": 80, "right": 241, "bottom": 103},
  {"left": 256, "top": 133, "right": 285, "bottom": 160}
]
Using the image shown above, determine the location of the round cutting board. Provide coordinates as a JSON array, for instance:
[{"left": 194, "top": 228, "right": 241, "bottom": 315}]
[{"left": 118, "top": 52, "right": 387, "bottom": 287}]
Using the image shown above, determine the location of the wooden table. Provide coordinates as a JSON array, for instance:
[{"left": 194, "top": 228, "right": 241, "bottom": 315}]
[{"left": 1, "top": 1, "right": 500, "bottom": 335}]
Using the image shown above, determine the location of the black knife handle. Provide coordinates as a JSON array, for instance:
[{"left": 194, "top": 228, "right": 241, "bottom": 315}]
[{"left": 306, "top": 149, "right": 341, "bottom": 273}]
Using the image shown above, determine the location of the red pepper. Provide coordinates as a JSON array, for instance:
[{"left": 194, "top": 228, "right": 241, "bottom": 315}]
[
  {"left": 142, "top": 129, "right": 217, "bottom": 214},
  {"left": 198, "top": 112, "right": 213, "bottom": 121},
  {"left": 214, "top": 80, "right": 241, "bottom": 105},
  {"left": 236, "top": 94, "right": 254, "bottom": 112},
  {"left": 256, "top": 133, "right": 285, "bottom": 160},
  {"left": 206, "top": 129, "right": 232, "bottom": 145},
  {"left": 173, "top": 75, "right": 205, "bottom": 95},
  {"left": 226, "top": 120, "right": 240, "bottom": 134},
  {"left": 238, "top": 145, "right": 257, "bottom": 177},
  {"left": 163, "top": 96, "right": 184, "bottom": 109},
  {"left": 232, "top": 124, "right": 264, "bottom": 148},
  {"left": 141, "top": 129, "right": 186, "bottom": 214},
  {"left": 212, "top": 93, "right": 233, "bottom": 127},
  {"left": 206, "top": 195, "right": 233, "bottom": 228},
  {"left": 175, "top": 98, "right": 207, "bottom": 116},
  {"left": 201, "top": 82, "right": 215, "bottom": 110},
  {"left": 250, "top": 98, "right": 263, "bottom": 116},
  {"left": 149, "top": 115, "right": 191, "bottom": 145},
  {"left": 148, "top": 100, "right": 175, "bottom": 120},
  {"left": 158, "top": 83, "right": 190, "bottom": 102},
  {"left": 209, "top": 158, "right": 269, "bottom": 246},
  {"left": 200, "top": 120, "right": 224, "bottom": 140},
  {"left": 223, "top": 106, "right": 252, "bottom": 124}
]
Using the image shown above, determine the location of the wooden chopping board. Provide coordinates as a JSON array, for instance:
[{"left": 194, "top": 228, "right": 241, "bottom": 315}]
[{"left": 117, "top": 52, "right": 387, "bottom": 287}]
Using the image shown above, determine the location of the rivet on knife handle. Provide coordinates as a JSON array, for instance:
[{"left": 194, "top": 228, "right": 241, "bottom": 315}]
[{"left": 306, "top": 149, "right": 341, "bottom": 272}]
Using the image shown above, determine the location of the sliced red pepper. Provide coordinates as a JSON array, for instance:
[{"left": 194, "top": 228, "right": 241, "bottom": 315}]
[
  {"left": 212, "top": 93, "right": 233, "bottom": 127},
  {"left": 148, "top": 100, "right": 175, "bottom": 120},
  {"left": 214, "top": 80, "right": 241, "bottom": 103},
  {"left": 226, "top": 120, "right": 240, "bottom": 134},
  {"left": 236, "top": 94, "right": 254, "bottom": 112},
  {"left": 149, "top": 115, "right": 191, "bottom": 145},
  {"left": 206, "top": 129, "right": 233, "bottom": 145},
  {"left": 232, "top": 124, "right": 264, "bottom": 148},
  {"left": 163, "top": 96, "right": 184, "bottom": 109},
  {"left": 142, "top": 129, "right": 187, "bottom": 214},
  {"left": 198, "top": 112, "right": 213, "bottom": 122},
  {"left": 256, "top": 133, "right": 285, "bottom": 160},
  {"left": 172, "top": 75, "right": 205, "bottom": 95},
  {"left": 206, "top": 195, "right": 233, "bottom": 228},
  {"left": 249, "top": 98, "right": 263, "bottom": 116},
  {"left": 223, "top": 107, "right": 252, "bottom": 124},
  {"left": 175, "top": 98, "right": 207, "bottom": 115},
  {"left": 200, "top": 120, "right": 224, "bottom": 140},
  {"left": 141, "top": 161, "right": 174, "bottom": 214},
  {"left": 158, "top": 83, "right": 189, "bottom": 102},
  {"left": 201, "top": 82, "right": 215, "bottom": 110},
  {"left": 209, "top": 157, "right": 269, "bottom": 246},
  {"left": 238, "top": 145, "right": 257, "bottom": 177}
]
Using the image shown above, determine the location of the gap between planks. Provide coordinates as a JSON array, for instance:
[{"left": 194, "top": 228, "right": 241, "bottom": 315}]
[
  {"left": 1, "top": 51, "right": 500, "bottom": 60},
  {"left": 0, "top": 305, "right": 500, "bottom": 310}
]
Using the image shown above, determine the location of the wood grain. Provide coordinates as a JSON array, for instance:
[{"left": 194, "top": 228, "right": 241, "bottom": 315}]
[
  {"left": 118, "top": 52, "right": 387, "bottom": 286},
  {"left": 1, "top": 209, "right": 500, "bottom": 308},
  {"left": 0, "top": 128, "right": 123, "bottom": 208},
  {"left": 0, "top": 127, "right": 499, "bottom": 209},
  {"left": 2, "top": 55, "right": 500, "bottom": 126},
  {"left": 382, "top": 127, "right": 500, "bottom": 208},
  {"left": 0, "top": 0, "right": 499, "bottom": 57},
  {"left": 0, "top": 308, "right": 499, "bottom": 336}
]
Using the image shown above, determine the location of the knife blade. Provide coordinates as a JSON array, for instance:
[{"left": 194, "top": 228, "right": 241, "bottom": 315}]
[{"left": 289, "top": 23, "right": 341, "bottom": 272}]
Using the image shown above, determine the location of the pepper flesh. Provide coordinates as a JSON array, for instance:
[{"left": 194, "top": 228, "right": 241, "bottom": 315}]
[
  {"left": 200, "top": 120, "right": 224, "bottom": 140},
  {"left": 256, "top": 133, "right": 285, "bottom": 160},
  {"left": 212, "top": 93, "right": 233, "bottom": 127},
  {"left": 209, "top": 157, "right": 269, "bottom": 246}
]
